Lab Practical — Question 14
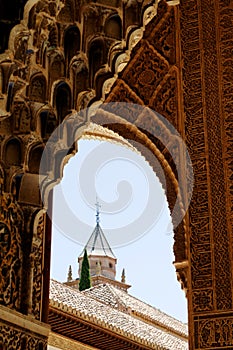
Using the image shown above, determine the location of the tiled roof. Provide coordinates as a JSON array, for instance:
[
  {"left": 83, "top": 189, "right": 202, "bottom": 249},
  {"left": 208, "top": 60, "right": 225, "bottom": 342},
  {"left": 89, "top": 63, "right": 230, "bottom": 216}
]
[
  {"left": 49, "top": 279, "right": 188, "bottom": 350},
  {"left": 83, "top": 283, "right": 188, "bottom": 338}
]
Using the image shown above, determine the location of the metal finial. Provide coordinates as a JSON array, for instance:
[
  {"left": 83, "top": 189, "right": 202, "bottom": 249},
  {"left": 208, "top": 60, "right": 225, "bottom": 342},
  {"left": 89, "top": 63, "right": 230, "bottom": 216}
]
[
  {"left": 67, "top": 265, "right": 73, "bottom": 282},
  {"left": 95, "top": 197, "right": 101, "bottom": 224},
  {"left": 121, "top": 268, "right": 126, "bottom": 283}
]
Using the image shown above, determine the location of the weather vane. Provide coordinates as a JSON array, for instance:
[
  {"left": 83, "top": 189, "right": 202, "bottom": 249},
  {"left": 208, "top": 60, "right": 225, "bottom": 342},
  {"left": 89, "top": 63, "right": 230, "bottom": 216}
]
[{"left": 95, "top": 197, "right": 101, "bottom": 224}]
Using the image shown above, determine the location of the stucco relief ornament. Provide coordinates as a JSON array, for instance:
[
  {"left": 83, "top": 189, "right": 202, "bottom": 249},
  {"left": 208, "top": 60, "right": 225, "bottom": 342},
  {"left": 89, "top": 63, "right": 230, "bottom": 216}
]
[
  {"left": 0, "top": 176, "right": 23, "bottom": 309},
  {"left": 143, "top": 5, "right": 158, "bottom": 26},
  {"left": 128, "top": 29, "right": 144, "bottom": 51},
  {"left": 0, "top": 223, "right": 11, "bottom": 300}
]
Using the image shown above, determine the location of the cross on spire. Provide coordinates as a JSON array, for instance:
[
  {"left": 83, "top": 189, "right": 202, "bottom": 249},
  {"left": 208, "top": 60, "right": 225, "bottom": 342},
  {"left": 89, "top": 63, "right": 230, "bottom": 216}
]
[{"left": 95, "top": 197, "right": 101, "bottom": 224}]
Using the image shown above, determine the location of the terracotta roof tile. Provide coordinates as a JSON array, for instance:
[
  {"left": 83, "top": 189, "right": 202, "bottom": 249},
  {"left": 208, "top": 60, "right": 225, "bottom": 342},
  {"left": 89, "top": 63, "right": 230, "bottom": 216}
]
[
  {"left": 83, "top": 283, "right": 188, "bottom": 337},
  {"left": 49, "top": 279, "right": 188, "bottom": 350}
]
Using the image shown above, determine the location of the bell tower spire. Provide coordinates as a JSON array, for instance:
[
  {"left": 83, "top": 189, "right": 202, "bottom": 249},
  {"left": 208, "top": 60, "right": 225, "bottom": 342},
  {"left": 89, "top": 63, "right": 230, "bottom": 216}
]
[
  {"left": 66, "top": 200, "right": 131, "bottom": 292},
  {"left": 78, "top": 199, "right": 116, "bottom": 280}
]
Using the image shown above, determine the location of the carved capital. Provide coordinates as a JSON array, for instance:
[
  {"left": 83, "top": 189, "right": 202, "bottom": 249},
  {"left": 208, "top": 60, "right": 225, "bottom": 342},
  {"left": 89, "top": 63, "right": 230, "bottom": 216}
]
[{"left": 174, "top": 260, "right": 188, "bottom": 296}]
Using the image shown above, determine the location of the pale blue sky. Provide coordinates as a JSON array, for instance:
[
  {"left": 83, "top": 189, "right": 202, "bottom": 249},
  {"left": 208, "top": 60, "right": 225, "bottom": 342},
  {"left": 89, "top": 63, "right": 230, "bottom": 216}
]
[{"left": 51, "top": 139, "right": 188, "bottom": 323}]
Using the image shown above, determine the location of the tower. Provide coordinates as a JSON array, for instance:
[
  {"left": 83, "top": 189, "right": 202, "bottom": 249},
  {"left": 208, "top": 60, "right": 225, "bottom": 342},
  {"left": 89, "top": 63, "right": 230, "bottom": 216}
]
[
  {"left": 66, "top": 201, "right": 130, "bottom": 291},
  {"left": 78, "top": 200, "right": 117, "bottom": 281}
]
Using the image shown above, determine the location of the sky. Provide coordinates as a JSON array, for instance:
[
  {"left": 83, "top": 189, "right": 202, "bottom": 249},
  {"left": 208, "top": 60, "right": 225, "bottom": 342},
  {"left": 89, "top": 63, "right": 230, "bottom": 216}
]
[{"left": 51, "top": 138, "right": 188, "bottom": 323}]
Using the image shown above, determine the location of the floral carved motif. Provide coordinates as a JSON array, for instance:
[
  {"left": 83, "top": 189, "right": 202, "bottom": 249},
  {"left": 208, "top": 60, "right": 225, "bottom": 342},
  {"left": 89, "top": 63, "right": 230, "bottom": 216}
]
[
  {"left": 31, "top": 212, "right": 45, "bottom": 320},
  {"left": 194, "top": 317, "right": 233, "bottom": 349},
  {"left": 192, "top": 290, "right": 213, "bottom": 312},
  {"left": 0, "top": 324, "right": 47, "bottom": 350},
  {"left": 0, "top": 193, "right": 23, "bottom": 311}
]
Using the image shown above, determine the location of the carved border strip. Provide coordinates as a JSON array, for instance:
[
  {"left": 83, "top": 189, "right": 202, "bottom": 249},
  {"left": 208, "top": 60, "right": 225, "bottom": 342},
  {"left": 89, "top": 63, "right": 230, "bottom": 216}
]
[
  {"left": 217, "top": 0, "right": 233, "bottom": 303},
  {"left": 198, "top": 0, "right": 232, "bottom": 311},
  {"left": 180, "top": 0, "right": 214, "bottom": 322}
]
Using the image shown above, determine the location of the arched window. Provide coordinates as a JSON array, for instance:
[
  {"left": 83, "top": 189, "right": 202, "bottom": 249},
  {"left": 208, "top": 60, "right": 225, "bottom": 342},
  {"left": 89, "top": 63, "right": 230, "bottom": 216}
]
[
  {"left": 54, "top": 82, "right": 72, "bottom": 123},
  {"left": 88, "top": 39, "right": 105, "bottom": 88},
  {"left": 64, "top": 26, "right": 80, "bottom": 75},
  {"left": 105, "top": 14, "right": 122, "bottom": 40}
]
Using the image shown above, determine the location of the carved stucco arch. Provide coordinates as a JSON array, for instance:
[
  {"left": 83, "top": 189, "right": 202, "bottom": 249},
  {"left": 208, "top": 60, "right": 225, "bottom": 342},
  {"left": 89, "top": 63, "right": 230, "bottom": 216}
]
[
  {"left": 90, "top": 108, "right": 189, "bottom": 267},
  {"left": 38, "top": 104, "right": 188, "bottom": 297}
]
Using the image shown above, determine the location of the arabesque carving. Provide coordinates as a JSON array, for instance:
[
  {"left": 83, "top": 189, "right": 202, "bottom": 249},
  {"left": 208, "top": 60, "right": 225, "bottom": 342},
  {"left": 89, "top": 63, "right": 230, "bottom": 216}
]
[
  {"left": 0, "top": 324, "right": 47, "bottom": 350},
  {"left": 0, "top": 192, "right": 23, "bottom": 310},
  {"left": 31, "top": 211, "right": 45, "bottom": 319}
]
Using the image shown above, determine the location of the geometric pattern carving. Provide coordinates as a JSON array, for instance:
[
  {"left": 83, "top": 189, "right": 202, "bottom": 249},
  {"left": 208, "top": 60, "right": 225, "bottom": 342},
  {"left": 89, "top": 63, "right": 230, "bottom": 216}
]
[
  {"left": 146, "top": 4, "right": 176, "bottom": 65},
  {"left": 193, "top": 290, "right": 213, "bottom": 313},
  {"left": 121, "top": 41, "right": 170, "bottom": 105},
  {"left": 105, "top": 79, "right": 144, "bottom": 124}
]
